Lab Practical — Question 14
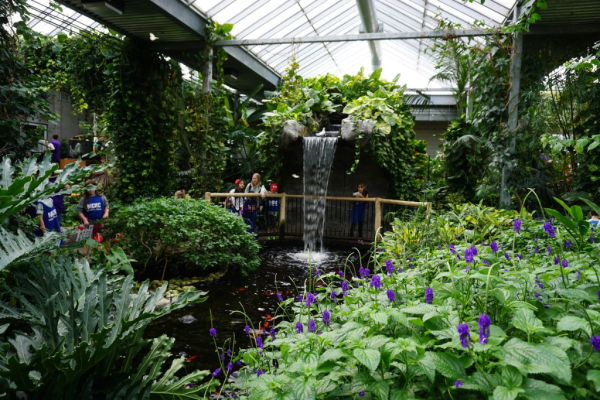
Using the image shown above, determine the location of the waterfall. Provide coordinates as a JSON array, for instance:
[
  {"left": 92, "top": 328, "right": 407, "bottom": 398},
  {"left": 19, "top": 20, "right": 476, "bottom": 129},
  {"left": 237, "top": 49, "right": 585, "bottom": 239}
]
[{"left": 303, "top": 137, "right": 338, "bottom": 253}]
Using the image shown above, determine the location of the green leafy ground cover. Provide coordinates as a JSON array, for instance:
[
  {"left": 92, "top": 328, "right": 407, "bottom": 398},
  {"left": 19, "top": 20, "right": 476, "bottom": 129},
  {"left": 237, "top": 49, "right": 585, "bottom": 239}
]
[{"left": 210, "top": 205, "right": 600, "bottom": 399}]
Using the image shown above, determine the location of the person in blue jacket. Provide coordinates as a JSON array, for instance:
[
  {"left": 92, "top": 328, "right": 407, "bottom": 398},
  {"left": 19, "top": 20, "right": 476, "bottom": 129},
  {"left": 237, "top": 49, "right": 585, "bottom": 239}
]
[
  {"left": 350, "top": 182, "right": 368, "bottom": 238},
  {"left": 77, "top": 182, "right": 110, "bottom": 238},
  {"left": 36, "top": 198, "right": 62, "bottom": 245}
]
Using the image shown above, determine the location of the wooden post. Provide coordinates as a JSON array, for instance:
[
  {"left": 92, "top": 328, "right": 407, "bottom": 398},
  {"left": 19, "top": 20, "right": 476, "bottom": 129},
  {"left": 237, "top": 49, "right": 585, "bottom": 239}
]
[
  {"left": 205, "top": 192, "right": 211, "bottom": 203},
  {"left": 279, "top": 193, "right": 286, "bottom": 240},
  {"left": 426, "top": 202, "right": 432, "bottom": 218},
  {"left": 374, "top": 198, "right": 382, "bottom": 240}
]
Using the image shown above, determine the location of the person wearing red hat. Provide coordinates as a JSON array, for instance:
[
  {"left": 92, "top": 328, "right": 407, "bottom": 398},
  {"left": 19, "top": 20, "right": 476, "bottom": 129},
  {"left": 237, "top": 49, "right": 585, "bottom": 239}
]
[
  {"left": 225, "top": 179, "right": 245, "bottom": 215},
  {"left": 266, "top": 183, "right": 280, "bottom": 239}
]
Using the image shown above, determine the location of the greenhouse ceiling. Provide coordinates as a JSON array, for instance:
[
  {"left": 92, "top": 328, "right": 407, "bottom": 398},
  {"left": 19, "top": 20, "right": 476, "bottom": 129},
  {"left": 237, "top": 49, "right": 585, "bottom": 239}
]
[{"left": 24, "top": 0, "right": 598, "bottom": 91}]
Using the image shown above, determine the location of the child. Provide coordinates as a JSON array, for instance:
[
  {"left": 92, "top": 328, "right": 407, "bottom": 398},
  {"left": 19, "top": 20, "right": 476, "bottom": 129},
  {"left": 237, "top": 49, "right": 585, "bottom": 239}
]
[
  {"left": 225, "top": 179, "right": 245, "bottom": 215},
  {"left": 589, "top": 210, "right": 600, "bottom": 227},
  {"left": 244, "top": 173, "right": 267, "bottom": 234},
  {"left": 174, "top": 189, "right": 186, "bottom": 199},
  {"left": 36, "top": 197, "right": 61, "bottom": 238},
  {"left": 350, "top": 182, "right": 368, "bottom": 238},
  {"left": 77, "top": 182, "right": 109, "bottom": 238},
  {"left": 266, "top": 183, "right": 280, "bottom": 239}
]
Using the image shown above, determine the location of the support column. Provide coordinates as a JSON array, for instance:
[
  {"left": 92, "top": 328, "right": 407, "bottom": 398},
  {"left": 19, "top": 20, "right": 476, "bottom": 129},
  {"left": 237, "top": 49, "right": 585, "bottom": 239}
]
[
  {"left": 374, "top": 198, "right": 382, "bottom": 240},
  {"left": 500, "top": 27, "right": 523, "bottom": 208},
  {"left": 279, "top": 193, "right": 286, "bottom": 240},
  {"left": 202, "top": 47, "right": 213, "bottom": 94},
  {"left": 205, "top": 192, "right": 211, "bottom": 202}
]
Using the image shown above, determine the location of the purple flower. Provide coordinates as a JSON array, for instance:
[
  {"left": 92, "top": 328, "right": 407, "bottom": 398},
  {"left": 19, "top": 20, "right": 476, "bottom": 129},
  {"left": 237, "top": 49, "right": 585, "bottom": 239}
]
[
  {"left": 377, "top": 248, "right": 382, "bottom": 252},
  {"left": 277, "top": 293, "right": 283, "bottom": 302},
  {"left": 566, "top": 241, "right": 571, "bottom": 248},
  {"left": 408, "top": 263, "right": 412, "bottom": 268},
  {"left": 209, "top": 328, "right": 217, "bottom": 338},
  {"left": 331, "top": 291, "right": 337, "bottom": 302},
  {"left": 359, "top": 392, "right": 365, "bottom": 397},
  {"left": 342, "top": 280, "right": 349, "bottom": 295},
  {"left": 457, "top": 323, "right": 471, "bottom": 348},
  {"left": 471, "top": 246, "right": 478, "bottom": 256},
  {"left": 490, "top": 242, "right": 498, "bottom": 254},
  {"left": 592, "top": 236, "right": 596, "bottom": 243},
  {"left": 256, "top": 336, "right": 263, "bottom": 349},
  {"left": 323, "top": 310, "right": 331, "bottom": 326},
  {"left": 478, "top": 314, "right": 491, "bottom": 344},
  {"left": 296, "top": 322, "right": 303, "bottom": 334},
  {"left": 309, "top": 319, "right": 316, "bottom": 333},
  {"left": 547, "top": 246, "right": 552, "bottom": 254},
  {"left": 455, "top": 380, "right": 463, "bottom": 388},
  {"left": 517, "top": 254, "right": 522, "bottom": 260},
  {"left": 425, "top": 287, "right": 434, "bottom": 304},
  {"left": 535, "top": 246, "right": 539, "bottom": 253},
  {"left": 562, "top": 259, "right": 568, "bottom": 268},
  {"left": 227, "top": 362, "right": 233, "bottom": 373},
  {"left": 370, "top": 275, "right": 382, "bottom": 289},
  {"left": 504, "top": 253, "right": 511, "bottom": 261},
  {"left": 449, "top": 244, "right": 456, "bottom": 254},
  {"left": 457, "top": 254, "right": 461, "bottom": 260},
  {"left": 465, "top": 248, "right": 474, "bottom": 263},
  {"left": 554, "top": 255, "right": 560, "bottom": 265},
  {"left": 514, "top": 220, "right": 521, "bottom": 234},
  {"left": 270, "top": 327, "right": 276, "bottom": 340},
  {"left": 544, "top": 221, "right": 556, "bottom": 238},
  {"left": 212, "top": 368, "right": 221, "bottom": 377},
  {"left": 244, "top": 325, "right": 251, "bottom": 335},
  {"left": 577, "top": 270, "right": 581, "bottom": 281},
  {"left": 408, "top": 256, "right": 413, "bottom": 261},
  {"left": 387, "top": 289, "right": 396, "bottom": 303},
  {"left": 591, "top": 335, "right": 600, "bottom": 351},
  {"left": 364, "top": 268, "right": 370, "bottom": 277},
  {"left": 359, "top": 266, "right": 366, "bottom": 278},
  {"left": 385, "top": 260, "right": 394, "bottom": 276},
  {"left": 257, "top": 368, "right": 264, "bottom": 377},
  {"left": 597, "top": 290, "right": 600, "bottom": 304},
  {"left": 297, "top": 294, "right": 303, "bottom": 302},
  {"left": 338, "top": 270, "right": 344, "bottom": 278},
  {"left": 315, "top": 269, "right": 321, "bottom": 277},
  {"left": 483, "top": 260, "right": 490, "bottom": 266},
  {"left": 305, "top": 292, "right": 315, "bottom": 306}
]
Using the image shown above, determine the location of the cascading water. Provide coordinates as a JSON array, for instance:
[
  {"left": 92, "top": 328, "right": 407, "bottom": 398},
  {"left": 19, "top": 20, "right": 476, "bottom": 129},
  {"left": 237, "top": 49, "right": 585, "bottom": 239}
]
[{"left": 303, "top": 136, "right": 338, "bottom": 253}]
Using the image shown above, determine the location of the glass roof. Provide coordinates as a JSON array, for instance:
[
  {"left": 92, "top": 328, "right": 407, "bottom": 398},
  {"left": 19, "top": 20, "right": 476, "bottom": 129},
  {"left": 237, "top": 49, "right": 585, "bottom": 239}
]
[
  {"left": 190, "top": 0, "right": 518, "bottom": 87},
  {"left": 22, "top": 0, "right": 519, "bottom": 89}
]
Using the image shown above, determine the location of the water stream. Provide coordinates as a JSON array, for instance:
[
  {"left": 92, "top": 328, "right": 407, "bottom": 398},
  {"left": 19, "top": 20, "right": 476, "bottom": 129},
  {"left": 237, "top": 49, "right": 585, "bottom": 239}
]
[{"left": 302, "top": 137, "right": 338, "bottom": 253}]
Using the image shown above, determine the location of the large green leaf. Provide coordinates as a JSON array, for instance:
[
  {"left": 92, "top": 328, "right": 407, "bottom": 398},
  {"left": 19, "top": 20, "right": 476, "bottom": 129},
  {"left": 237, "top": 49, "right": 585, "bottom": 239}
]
[
  {"left": 557, "top": 315, "right": 592, "bottom": 336},
  {"left": 353, "top": 348, "right": 380, "bottom": 372},
  {"left": 430, "top": 352, "right": 466, "bottom": 379},
  {"left": 493, "top": 386, "right": 524, "bottom": 400},
  {"left": 499, "top": 339, "right": 571, "bottom": 383}
]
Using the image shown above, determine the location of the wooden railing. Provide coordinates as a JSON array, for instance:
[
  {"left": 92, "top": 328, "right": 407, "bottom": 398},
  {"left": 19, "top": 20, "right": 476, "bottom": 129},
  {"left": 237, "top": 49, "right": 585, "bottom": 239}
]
[{"left": 205, "top": 192, "right": 431, "bottom": 242}]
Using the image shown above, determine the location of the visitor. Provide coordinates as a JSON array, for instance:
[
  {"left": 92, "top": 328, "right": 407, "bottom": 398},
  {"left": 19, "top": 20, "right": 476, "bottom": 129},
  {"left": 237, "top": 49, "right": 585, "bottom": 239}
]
[
  {"left": 589, "top": 210, "right": 600, "bottom": 227},
  {"left": 36, "top": 197, "right": 62, "bottom": 245},
  {"left": 350, "top": 182, "right": 368, "bottom": 238},
  {"left": 245, "top": 173, "right": 267, "bottom": 233},
  {"left": 174, "top": 189, "right": 186, "bottom": 199},
  {"left": 77, "top": 182, "right": 109, "bottom": 237},
  {"left": 225, "top": 179, "right": 245, "bottom": 215},
  {"left": 50, "top": 174, "right": 70, "bottom": 224},
  {"left": 51, "top": 134, "right": 61, "bottom": 163},
  {"left": 266, "top": 183, "right": 280, "bottom": 239}
]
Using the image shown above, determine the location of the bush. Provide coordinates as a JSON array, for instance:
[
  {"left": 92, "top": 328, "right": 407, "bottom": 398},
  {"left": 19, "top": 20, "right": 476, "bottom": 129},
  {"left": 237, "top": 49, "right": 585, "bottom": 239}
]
[
  {"left": 224, "top": 204, "right": 600, "bottom": 399},
  {"left": 112, "top": 197, "right": 260, "bottom": 275}
]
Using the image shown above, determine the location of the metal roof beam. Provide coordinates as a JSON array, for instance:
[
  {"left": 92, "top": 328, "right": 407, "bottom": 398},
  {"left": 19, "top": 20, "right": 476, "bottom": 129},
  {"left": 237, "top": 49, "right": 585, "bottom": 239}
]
[
  {"left": 216, "top": 29, "right": 498, "bottom": 46},
  {"left": 356, "top": 0, "right": 383, "bottom": 72}
]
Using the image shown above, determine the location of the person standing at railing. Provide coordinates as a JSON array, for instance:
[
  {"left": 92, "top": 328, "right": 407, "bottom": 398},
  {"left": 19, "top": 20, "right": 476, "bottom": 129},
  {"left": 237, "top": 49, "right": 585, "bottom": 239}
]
[
  {"left": 225, "top": 179, "right": 245, "bottom": 216},
  {"left": 266, "top": 183, "right": 280, "bottom": 240},
  {"left": 245, "top": 173, "right": 267, "bottom": 234},
  {"left": 350, "top": 182, "right": 368, "bottom": 238}
]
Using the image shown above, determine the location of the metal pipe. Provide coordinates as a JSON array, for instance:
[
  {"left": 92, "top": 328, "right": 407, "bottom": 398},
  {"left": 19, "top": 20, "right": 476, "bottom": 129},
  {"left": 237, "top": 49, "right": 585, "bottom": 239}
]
[
  {"left": 355, "top": 0, "right": 382, "bottom": 71},
  {"left": 215, "top": 29, "right": 497, "bottom": 46}
]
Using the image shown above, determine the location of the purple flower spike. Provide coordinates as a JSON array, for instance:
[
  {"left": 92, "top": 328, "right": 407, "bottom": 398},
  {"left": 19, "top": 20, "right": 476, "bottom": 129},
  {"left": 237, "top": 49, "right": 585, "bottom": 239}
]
[
  {"left": 257, "top": 368, "right": 264, "bottom": 377},
  {"left": 323, "top": 310, "right": 331, "bottom": 326},
  {"left": 554, "top": 255, "right": 560, "bottom": 265},
  {"left": 592, "top": 236, "right": 596, "bottom": 243},
  {"left": 209, "top": 328, "right": 217, "bottom": 338},
  {"left": 387, "top": 289, "right": 396, "bottom": 303},
  {"left": 296, "top": 322, "right": 303, "bottom": 334},
  {"left": 331, "top": 291, "right": 337, "bottom": 302},
  {"left": 338, "top": 270, "right": 344, "bottom": 278},
  {"left": 227, "top": 362, "right": 233, "bottom": 373},
  {"left": 305, "top": 292, "right": 315, "bottom": 307},
  {"left": 544, "top": 221, "right": 556, "bottom": 238},
  {"left": 256, "top": 336, "right": 263, "bottom": 349},
  {"left": 478, "top": 314, "right": 491, "bottom": 344},
  {"left": 457, "top": 323, "right": 471, "bottom": 348},
  {"left": 309, "top": 319, "right": 316, "bottom": 333},
  {"left": 471, "top": 246, "right": 478, "bottom": 256},
  {"left": 566, "top": 241, "right": 571, "bottom": 248},
  {"left": 385, "top": 260, "right": 394, "bottom": 276},
  {"left": 277, "top": 292, "right": 283, "bottom": 302},
  {"left": 212, "top": 368, "right": 221, "bottom": 377},
  {"left": 547, "top": 246, "right": 552, "bottom": 254},
  {"left": 465, "top": 248, "right": 474, "bottom": 263},
  {"left": 244, "top": 325, "right": 251, "bottom": 335},
  {"left": 490, "top": 242, "right": 499, "bottom": 254},
  {"left": 504, "top": 253, "right": 511, "bottom": 261},
  {"left": 483, "top": 260, "right": 490, "bottom": 266},
  {"left": 359, "top": 392, "right": 365, "bottom": 397},
  {"left": 577, "top": 270, "right": 581, "bottom": 281},
  {"left": 455, "top": 380, "right": 463, "bottom": 388},
  {"left": 359, "top": 266, "right": 366, "bottom": 278},
  {"left": 270, "top": 327, "right": 276, "bottom": 341},
  {"left": 425, "top": 287, "right": 434, "bottom": 304},
  {"left": 562, "top": 259, "right": 568, "bottom": 268},
  {"left": 449, "top": 244, "right": 456, "bottom": 254},
  {"left": 370, "top": 275, "right": 382, "bottom": 289},
  {"left": 517, "top": 254, "right": 522, "bottom": 260},
  {"left": 342, "top": 280, "right": 349, "bottom": 295},
  {"left": 591, "top": 335, "right": 600, "bottom": 351},
  {"left": 514, "top": 220, "right": 521, "bottom": 234}
]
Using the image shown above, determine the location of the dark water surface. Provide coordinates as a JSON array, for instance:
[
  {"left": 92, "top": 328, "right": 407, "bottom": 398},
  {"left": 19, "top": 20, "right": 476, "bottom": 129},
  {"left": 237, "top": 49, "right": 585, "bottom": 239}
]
[{"left": 145, "top": 243, "right": 361, "bottom": 373}]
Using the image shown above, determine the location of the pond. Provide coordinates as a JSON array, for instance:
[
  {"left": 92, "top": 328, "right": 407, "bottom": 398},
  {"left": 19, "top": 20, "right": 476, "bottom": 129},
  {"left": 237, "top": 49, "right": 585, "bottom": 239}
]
[{"left": 145, "top": 243, "right": 364, "bottom": 372}]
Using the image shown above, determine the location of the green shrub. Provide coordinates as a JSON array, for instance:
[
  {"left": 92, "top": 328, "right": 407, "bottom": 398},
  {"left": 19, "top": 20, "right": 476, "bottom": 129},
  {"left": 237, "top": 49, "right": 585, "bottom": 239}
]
[
  {"left": 224, "top": 205, "right": 600, "bottom": 399},
  {"left": 112, "top": 197, "right": 260, "bottom": 275}
]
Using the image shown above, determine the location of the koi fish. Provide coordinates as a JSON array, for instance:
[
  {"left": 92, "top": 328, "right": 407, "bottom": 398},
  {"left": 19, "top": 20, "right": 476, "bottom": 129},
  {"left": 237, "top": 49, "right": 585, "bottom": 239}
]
[{"left": 185, "top": 355, "right": 197, "bottom": 362}]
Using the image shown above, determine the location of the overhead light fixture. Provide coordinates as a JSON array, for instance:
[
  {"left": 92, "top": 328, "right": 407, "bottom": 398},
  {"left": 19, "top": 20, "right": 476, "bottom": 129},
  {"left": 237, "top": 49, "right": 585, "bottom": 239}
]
[{"left": 81, "top": 0, "right": 125, "bottom": 15}]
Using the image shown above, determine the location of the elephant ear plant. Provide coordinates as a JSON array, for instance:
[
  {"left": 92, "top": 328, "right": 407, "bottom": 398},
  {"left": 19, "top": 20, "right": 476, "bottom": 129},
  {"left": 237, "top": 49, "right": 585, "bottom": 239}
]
[{"left": 0, "top": 257, "right": 217, "bottom": 399}]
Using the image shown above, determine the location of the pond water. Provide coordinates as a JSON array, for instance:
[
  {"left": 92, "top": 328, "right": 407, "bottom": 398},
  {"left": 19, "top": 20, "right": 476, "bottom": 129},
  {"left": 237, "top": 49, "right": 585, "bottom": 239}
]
[{"left": 145, "top": 243, "right": 363, "bottom": 373}]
